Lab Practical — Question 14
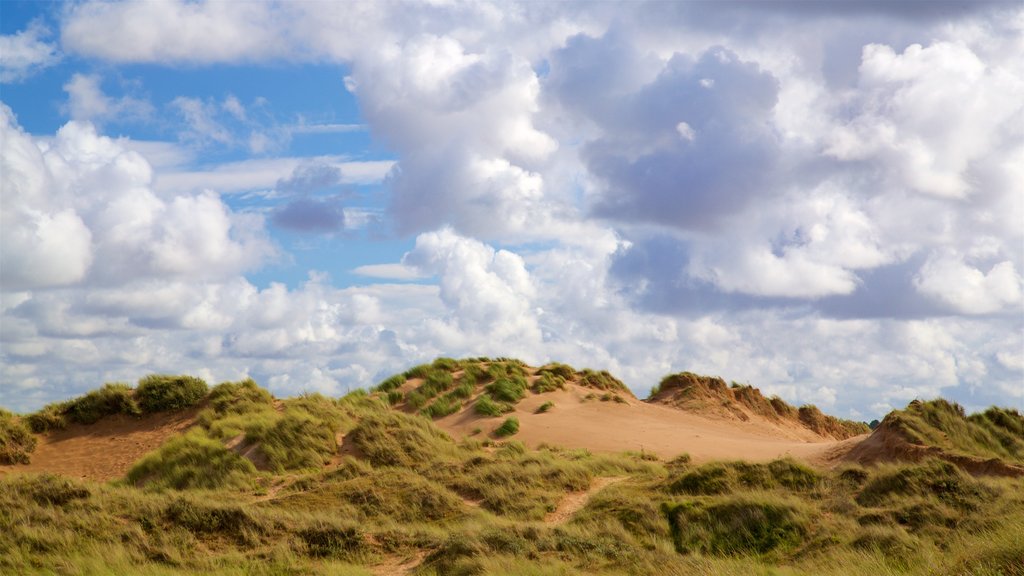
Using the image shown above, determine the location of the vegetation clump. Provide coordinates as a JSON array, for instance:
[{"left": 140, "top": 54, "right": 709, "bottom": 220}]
[
  {"left": 669, "top": 458, "right": 821, "bottom": 495},
  {"left": 136, "top": 375, "right": 208, "bottom": 413},
  {"left": 127, "top": 430, "right": 256, "bottom": 490},
  {"left": 494, "top": 417, "right": 520, "bottom": 437},
  {"left": 885, "top": 399, "right": 1024, "bottom": 464},
  {"left": 0, "top": 409, "right": 36, "bottom": 464},
  {"left": 855, "top": 459, "right": 994, "bottom": 510},
  {"left": 664, "top": 495, "right": 810, "bottom": 555}
]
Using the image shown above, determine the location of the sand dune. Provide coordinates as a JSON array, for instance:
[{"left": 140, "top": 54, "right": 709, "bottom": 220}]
[
  {"left": 436, "top": 384, "right": 854, "bottom": 464},
  {"left": 0, "top": 408, "right": 198, "bottom": 481}
]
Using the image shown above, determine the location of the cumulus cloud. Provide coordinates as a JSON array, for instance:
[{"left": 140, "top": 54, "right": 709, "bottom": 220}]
[
  {"left": 0, "top": 23, "right": 60, "bottom": 82},
  {"left": 2, "top": 0, "right": 1018, "bottom": 420},
  {"left": 63, "top": 73, "right": 153, "bottom": 123},
  {"left": 403, "top": 228, "right": 542, "bottom": 351},
  {"left": 0, "top": 105, "right": 275, "bottom": 290}
]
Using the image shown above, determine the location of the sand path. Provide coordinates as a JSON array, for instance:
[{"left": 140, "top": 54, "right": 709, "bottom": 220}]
[{"left": 545, "top": 476, "right": 626, "bottom": 525}]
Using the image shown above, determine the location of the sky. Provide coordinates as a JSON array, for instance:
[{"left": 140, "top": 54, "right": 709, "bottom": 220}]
[{"left": 1, "top": 1, "right": 1022, "bottom": 420}]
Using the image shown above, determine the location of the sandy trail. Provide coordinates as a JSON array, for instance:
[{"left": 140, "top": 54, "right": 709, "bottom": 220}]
[
  {"left": 0, "top": 408, "right": 198, "bottom": 482},
  {"left": 545, "top": 476, "right": 626, "bottom": 525},
  {"left": 438, "top": 386, "right": 847, "bottom": 464}
]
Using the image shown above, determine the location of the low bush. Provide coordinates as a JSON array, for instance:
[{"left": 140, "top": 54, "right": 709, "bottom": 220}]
[
  {"left": 165, "top": 498, "right": 265, "bottom": 543},
  {"left": 851, "top": 524, "right": 919, "bottom": 558},
  {"left": 669, "top": 458, "right": 821, "bottom": 495},
  {"left": 665, "top": 495, "right": 810, "bottom": 555},
  {"left": 486, "top": 377, "right": 527, "bottom": 403},
  {"left": 536, "top": 401, "right": 555, "bottom": 414},
  {"left": 127, "top": 430, "right": 255, "bottom": 489},
  {"left": 578, "top": 369, "right": 628, "bottom": 392},
  {"left": 856, "top": 459, "right": 993, "bottom": 509},
  {"left": 63, "top": 383, "right": 139, "bottom": 425},
  {"left": 299, "top": 521, "right": 364, "bottom": 558},
  {"left": 494, "top": 417, "right": 520, "bottom": 437},
  {"left": 207, "top": 378, "right": 273, "bottom": 416},
  {"left": 0, "top": 409, "right": 36, "bottom": 464},
  {"left": 474, "top": 395, "right": 510, "bottom": 417},
  {"left": 136, "top": 375, "right": 208, "bottom": 413},
  {"left": 374, "top": 374, "right": 406, "bottom": 393},
  {"left": 422, "top": 396, "right": 462, "bottom": 419},
  {"left": 347, "top": 411, "right": 462, "bottom": 468},
  {"left": 24, "top": 403, "right": 67, "bottom": 433},
  {"left": 246, "top": 411, "right": 337, "bottom": 472},
  {"left": 386, "top": 390, "right": 404, "bottom": 405},
  {"left": 3, "top": 473, "right": 90, "bottom": 506},
  {"left": 432, "top": 357, "right": 461, "bottom": 371}
]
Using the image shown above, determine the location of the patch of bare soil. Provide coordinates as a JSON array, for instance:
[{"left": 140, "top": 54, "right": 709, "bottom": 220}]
[{"left": 0, "top": 407, "right": 199, "bottom": 482}]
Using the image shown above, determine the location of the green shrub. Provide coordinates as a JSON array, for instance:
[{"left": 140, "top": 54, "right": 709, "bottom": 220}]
[
  {"left": 165, "top": 498, "right": 265, "bottom": 543},
  {"left": 63, "top": 383, "right": 139, "bottom": 425},
  {"left": 486, "top": 377, "right": 527, "bottom": 403},
  {"left": 24, "top": 403, "right": 67, "bottom": 433},
  {"left": 767, "top": 458, "right": 821, "bottom": 490},
  {"left": 127, "top": 430, "right": 255, "bottom": 489},
  {"left": 474, "top": 395, "right": 509, "bottom": 417},
  {"left": 494, "top": 417, "right": 520, "bottom": 437},
  {"left": 299, "top": 522, "right": 364, "bottom": 558},
  {"left": 432, "top": 357, "right": 461, "bottom": 371},
  {"left": 4, "top": 473, "right": 90, "bottom": 506},
  {"left": 670, "top": 462, "right": 734, "bottom": 495},
  {"left": 246, "top": 411, "right": 337, "bottom": 472},
  {"left": 0, "top": 409, "right": 37, "bottom": 464},
  {"left": 406, "top": 390, "right": 428, "bottom": 410},
  {"left": 537, "top": 362, "right": 576, "bottom": 380},
  {"left": 325, "top": 468, "right": 464, "bottom": 522},
  {"left": 669, "top": 458, "right": 820, "bottom": 495},
  {"left": 665, "top": 495, "right": 810, "bottom": 555},
  {"left": 856, "top": 459, "right": 994, "bottom": 509},
  {"left": 347, "top": 411, "right": 461, "bottom": 468},
  {"left": 536, "top": 401, "right": 555, "bottom": 414},
  {"left": 403, "top": 363, "right": 433, "bottom": 379},
  {"left": 386, "top": 390, "right": 404, "bottom": 405},
  {"left": 374, "top": 374, "right": 406, "bottom": 393},
  {"left": 422, "top": 396, "right": 462, "bottom": 419},
  {"left": 136, "top": 375, "right": 208, "bottom": 413},
  {"left": 207, "top": 378, "right": 272, "bottom": 416},
  {"left": 532, "top": 372, "right": 566, "bottom": 393},
  {"left": 578, "top": 369, "right": 628, "bottom": 392},
  {"left": 448, "top": 382, "right": 475, "bottom": 400},
  {"left": 851, "top": 524, "right": 919, "bottom": 557}
]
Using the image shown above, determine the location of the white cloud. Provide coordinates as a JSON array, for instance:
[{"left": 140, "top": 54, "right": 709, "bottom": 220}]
[
  {"left": 352, "top": 264, "right": 427, "bottom": 281},
  {"left": 0, "top": 104, "right": 276, "bottom": 291},
  {"left": 915, "top": 254, "right": 1023, "bottom": 314},
  {"left": 0, "top": 22, "right": 60, "bottom": 82},
  {"left": 153, "top": 156, "right": 394, "bottom": 194},
  {"left": 1, "top": 0, "right": 1017, "bottom": 420},
  {"left": 826, "top": 41, "right": 1024, "bottom": 199},
  {"left": 63, "top": 73, "right": 153, "bottom": 122}
]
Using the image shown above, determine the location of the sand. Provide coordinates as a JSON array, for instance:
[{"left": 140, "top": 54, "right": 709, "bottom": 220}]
[
  {"left": 0, "top": 408, "right": 199, "bottom": 482},
  {"left": 437, "top": 385, "right": 852, "bottom": 464}
]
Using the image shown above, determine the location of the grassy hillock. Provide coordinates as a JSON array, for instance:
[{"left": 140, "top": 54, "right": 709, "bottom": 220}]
[
  {"left": 884, "top": 399, "right": 1024, "bottom": 463},
  {"left": 847, "top": 399, "right": 1024, "bottom": 477},
  {"left": 648, "top": 371, "right": 870, "bottom": 440},
  {"left": 0, "top": 409, "right": 36, "bottom": 465},
  {"left": 2, "top": 363, "right": 1023, "bottom": 575},
  {"left": 373, "top": 357, "right": 633, "bottom": 434}
]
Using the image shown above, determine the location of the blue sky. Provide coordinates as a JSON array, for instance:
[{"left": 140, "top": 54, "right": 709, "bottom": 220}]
[{"left": 1, "top": 1, "right": 1022, "bottom": 419}]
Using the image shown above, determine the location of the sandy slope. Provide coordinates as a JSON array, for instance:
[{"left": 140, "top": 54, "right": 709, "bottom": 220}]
[
  {"left": 436, "top": 385, "right": 853, "bottom": 464},
  {"left": 0, "top": 408, "right": 199, "bottom": 481}
]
